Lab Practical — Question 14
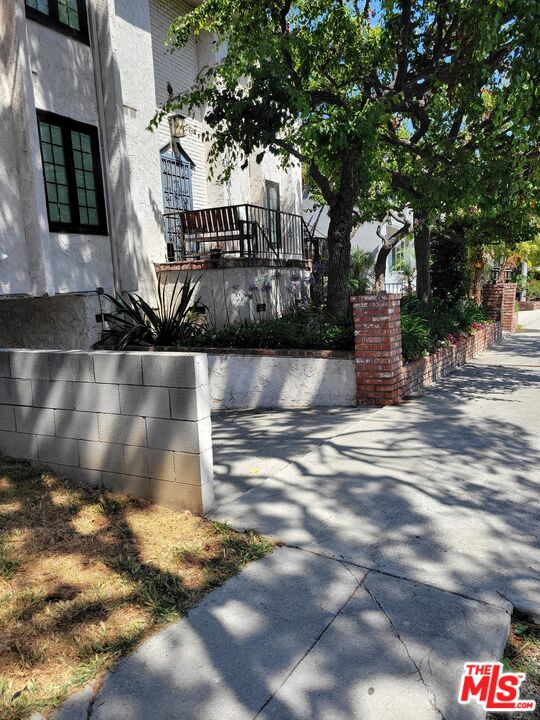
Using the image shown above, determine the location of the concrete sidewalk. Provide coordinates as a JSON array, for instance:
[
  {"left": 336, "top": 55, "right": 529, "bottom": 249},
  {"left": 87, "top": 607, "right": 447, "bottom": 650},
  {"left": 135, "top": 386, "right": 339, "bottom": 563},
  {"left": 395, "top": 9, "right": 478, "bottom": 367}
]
[{"left": 61, "top": 311, "right": 540, "bottom": 720}]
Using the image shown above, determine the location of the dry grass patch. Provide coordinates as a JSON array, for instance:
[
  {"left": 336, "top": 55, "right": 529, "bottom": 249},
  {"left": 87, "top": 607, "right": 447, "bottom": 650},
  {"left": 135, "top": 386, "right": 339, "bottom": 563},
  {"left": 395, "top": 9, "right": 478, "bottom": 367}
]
[
  {"left": 487, "top": 617, "right": 540, "bottom": 720},
  {"left": 0, "top": 455, "right": 273, "bottom": 720}
]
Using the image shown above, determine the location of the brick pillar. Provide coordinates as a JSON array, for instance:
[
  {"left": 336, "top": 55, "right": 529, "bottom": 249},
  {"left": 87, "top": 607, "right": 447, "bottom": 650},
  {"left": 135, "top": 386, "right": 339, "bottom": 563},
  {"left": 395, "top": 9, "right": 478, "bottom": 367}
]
[
  {"left": 483, "top": 283, "right": 517, "bottom": 332},
  {"left": 351, "top": 294, "right": 403, "bottom": 406}
]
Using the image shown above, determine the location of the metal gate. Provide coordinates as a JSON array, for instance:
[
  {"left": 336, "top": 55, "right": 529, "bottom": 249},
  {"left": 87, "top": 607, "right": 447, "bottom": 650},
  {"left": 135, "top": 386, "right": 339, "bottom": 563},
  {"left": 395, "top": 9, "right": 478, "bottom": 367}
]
[{"left": 160, "top": 146, "right": 193, "bottom": 260}]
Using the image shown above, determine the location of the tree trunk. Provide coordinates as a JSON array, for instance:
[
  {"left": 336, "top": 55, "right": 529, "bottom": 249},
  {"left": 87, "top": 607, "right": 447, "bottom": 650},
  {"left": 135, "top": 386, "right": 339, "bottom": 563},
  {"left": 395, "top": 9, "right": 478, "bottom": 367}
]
[
  {"left": 470, "top": 246, "right": 484, "bottom": 304},
  {"left": 325, "top": 191, "right": 356, "bottom": 318},
  {"left": 375, "top": 246, "right": 391, "bottom": 291},
  {"left": 414, "top": 221, "right": 431, "bottom": 304}
]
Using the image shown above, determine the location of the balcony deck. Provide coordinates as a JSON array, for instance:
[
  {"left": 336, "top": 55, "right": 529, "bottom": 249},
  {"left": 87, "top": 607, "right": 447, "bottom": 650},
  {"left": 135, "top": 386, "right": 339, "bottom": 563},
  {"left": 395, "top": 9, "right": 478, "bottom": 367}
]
[{"left": 163, "top": 204, "right": 322, "bottom": 263}]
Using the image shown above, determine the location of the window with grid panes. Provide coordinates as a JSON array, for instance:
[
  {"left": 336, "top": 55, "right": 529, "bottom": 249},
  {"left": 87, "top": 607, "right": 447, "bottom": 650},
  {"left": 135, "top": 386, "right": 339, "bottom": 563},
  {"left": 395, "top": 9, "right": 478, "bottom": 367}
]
[
  {"left": 25, "top": 0, "right": 88, "bottom": 42},
  {"left": 37, "top": 111, "right": 107, "bottom": 234}
]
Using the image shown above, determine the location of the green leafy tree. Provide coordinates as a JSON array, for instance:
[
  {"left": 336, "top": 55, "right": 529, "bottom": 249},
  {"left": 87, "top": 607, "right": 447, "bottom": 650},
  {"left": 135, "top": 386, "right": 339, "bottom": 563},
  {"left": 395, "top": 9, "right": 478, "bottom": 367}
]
[{"left": 154, "top": 0, "right": 540, "bottom": 316}]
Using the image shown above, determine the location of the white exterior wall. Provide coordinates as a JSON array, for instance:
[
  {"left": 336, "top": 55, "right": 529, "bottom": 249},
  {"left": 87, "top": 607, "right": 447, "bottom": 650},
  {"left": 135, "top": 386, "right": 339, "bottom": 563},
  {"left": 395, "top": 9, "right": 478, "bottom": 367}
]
[
  {"left": 150, "top": 0, "right": 303, "bottom": 215},
  {"left": 160, "top": 265, "right": 310, "bottom": 328},
  {"left": 109, "top": 0, "right": 166, "bottom": 299},
  {"left": 150, "top": 0, "right": 208, "bottom": 211},
  {"left": 207, "top": 354, "right": 356, "bottom": 410},
  {"left": 24, "top": 19, "right": 115, "bottom": 295}
]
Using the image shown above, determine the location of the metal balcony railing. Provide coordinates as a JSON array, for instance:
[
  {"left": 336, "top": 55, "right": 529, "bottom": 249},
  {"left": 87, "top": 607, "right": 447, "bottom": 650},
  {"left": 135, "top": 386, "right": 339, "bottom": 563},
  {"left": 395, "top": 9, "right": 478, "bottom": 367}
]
[{"left": 163, "top": 204, "right": 320, "bottom": 262}]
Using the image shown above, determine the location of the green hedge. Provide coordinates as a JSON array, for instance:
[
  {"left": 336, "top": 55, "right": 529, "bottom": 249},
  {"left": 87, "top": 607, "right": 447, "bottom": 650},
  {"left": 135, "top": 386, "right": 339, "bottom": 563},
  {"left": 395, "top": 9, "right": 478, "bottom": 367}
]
[
  {"left": 187, "top": 311, "right": 354, "bottom": 351},
  {"left": 401, "top": 296, "right": 490, "bottom": 363}
]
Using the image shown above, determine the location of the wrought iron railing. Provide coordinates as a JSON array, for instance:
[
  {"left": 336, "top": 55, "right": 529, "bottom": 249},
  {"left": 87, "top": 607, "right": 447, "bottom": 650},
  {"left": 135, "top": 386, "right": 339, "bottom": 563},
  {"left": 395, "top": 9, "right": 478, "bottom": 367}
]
[{"left": 163, "top": 203, "right": 319, "bottom": 262}]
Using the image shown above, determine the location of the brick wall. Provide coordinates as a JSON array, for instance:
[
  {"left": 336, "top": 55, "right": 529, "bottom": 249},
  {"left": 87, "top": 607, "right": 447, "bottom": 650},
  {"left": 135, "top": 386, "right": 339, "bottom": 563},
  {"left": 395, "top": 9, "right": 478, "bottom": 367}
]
[
  {"left": 482, "top": 283, "right": 518, "bottom": 332},
  {"left": 351, "top": 294, "right": 403, "bottom": 406},
  {"left": 0, "top": 350, "right": 214, "bottom": 514},
  {"left": 351, "top": 294, "right": 506, "bottom": 407},
  {"left": 401, "top": 322, "right": 502, "bottom": 397},
  {"left": 519, "top": 300, "right": 540, "bottom": 311}
]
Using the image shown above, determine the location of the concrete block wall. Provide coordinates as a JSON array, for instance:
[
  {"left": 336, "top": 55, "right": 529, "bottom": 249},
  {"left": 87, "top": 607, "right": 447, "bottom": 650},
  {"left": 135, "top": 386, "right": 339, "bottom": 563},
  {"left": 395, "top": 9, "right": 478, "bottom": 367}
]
[{"left": 0, "top": 349, "right": 214, "bottom": 514}]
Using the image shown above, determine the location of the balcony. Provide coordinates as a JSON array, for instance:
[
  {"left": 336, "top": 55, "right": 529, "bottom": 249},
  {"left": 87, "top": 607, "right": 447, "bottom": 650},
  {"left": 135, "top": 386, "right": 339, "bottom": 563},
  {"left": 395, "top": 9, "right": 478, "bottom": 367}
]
[{"left": 163, "top": 204, "right": 321, "bottom": 264}]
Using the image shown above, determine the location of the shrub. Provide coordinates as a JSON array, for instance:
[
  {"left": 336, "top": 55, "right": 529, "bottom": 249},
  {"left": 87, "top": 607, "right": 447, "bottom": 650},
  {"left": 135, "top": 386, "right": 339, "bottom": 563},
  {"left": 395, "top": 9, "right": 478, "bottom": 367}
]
[
  {"left": 187, "top": 310, "right": 354, "bottom": 351},
  {"left": 101, "top": 274, "right": 201, "bottom": 349},
  {"left": 400, "top": 296, "right": 490, "bottom": 362},
  {"left": 349, "top": 248, "right": 373, "bottom": 295},
  {"left": 527, "top": 278, "right": 540, "bottom": 299}
]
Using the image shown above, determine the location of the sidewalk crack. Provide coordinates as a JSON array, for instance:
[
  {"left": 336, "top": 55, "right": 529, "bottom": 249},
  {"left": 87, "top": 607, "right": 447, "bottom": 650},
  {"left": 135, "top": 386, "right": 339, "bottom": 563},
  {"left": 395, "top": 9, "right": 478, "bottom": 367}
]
[
  {"left": 363, "top": 582, "right": 447, "bottom": 720},
  {"left": 252, "top": 574, "right": 364, "bottom": 719}
]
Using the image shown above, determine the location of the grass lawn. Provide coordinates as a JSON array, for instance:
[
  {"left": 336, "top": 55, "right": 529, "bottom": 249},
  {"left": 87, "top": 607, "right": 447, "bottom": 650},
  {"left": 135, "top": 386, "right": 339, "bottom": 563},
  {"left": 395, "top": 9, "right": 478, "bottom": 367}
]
[
  {"left": 487, "top": 618, "right": 540, "bottom": 720},
  {"left": 0, "top": 454, "right": 273, "bottom": 720}
]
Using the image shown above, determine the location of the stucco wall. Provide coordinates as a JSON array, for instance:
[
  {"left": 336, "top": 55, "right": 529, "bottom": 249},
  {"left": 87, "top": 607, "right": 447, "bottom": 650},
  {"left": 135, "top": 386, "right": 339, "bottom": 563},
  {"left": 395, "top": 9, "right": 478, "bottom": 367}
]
[
  {"left": 150, "top": 0, "right": 209, "bottom": 212},
  {"left": 207, "top": 352, "right": 356, "bottom": 410},
  {"left": 151, "top": 0, "right": 303, "bottom": 216},
  {"left": 0, "top": 0, "right": 54, "bottom": 298},
  {"left": 0, "top": 294, "right": 103, "bottom": 350},
  {"left": 159, "top": 264, "right": 310, "bottom": 328},
  {"left": 27, "top": 18, "right": 116, "bottom": 295},
  {"left": 109, "top": 0, "right": 166, "bottom": 300}
]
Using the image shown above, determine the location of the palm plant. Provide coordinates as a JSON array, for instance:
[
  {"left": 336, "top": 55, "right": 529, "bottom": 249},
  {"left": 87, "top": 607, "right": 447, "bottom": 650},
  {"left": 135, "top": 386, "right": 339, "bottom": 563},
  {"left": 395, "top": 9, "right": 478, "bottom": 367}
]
[{"left": 101, "top": 273, "right": 202, "bottom": 349}]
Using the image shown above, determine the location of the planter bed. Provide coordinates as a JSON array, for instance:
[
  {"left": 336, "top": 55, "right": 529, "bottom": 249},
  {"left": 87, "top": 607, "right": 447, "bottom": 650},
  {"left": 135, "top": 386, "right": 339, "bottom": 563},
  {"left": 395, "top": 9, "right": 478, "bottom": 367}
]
[{"left": 402, "top": 321, "right": 502, "bottom": 397}]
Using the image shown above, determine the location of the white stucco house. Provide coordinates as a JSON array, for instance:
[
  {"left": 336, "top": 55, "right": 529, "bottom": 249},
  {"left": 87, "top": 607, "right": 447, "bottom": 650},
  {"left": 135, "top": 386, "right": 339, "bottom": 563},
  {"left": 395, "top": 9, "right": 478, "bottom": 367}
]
[{"left": 0, "top": 0, "right": 305, "bottom": 348}]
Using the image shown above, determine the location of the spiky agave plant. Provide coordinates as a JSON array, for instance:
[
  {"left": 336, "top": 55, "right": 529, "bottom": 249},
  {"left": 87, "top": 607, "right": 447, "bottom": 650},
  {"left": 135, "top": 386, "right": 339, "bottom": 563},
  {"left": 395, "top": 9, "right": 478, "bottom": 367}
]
[{"left": 102, "top": 273, "right": 203, "bottom": 349}]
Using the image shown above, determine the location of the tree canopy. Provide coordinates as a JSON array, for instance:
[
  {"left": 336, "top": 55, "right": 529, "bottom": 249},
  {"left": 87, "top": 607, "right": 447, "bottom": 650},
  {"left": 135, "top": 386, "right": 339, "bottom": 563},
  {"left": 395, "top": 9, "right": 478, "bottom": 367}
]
[{"left": 154, "top": 0, "right": 540, "bottom": 315}]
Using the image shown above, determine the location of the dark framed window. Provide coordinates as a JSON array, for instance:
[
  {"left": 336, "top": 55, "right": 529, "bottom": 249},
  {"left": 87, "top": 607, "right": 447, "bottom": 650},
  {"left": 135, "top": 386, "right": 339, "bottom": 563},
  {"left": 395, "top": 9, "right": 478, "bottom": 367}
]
[
  {"left": 37, "top": 110, "right": 108, "bottom": 235},
  {"left": 25, "top": 0, "right": 89, "bottom": 44}
]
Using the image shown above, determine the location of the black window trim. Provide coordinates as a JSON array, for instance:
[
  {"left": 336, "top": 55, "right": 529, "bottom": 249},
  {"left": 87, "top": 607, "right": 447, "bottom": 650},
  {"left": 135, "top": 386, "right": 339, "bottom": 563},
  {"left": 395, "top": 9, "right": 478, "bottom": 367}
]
[
  {"left": 25, "top": 0, "right": 89, "bottom": 45},
  {"left": 37, "top": 110, "right": 108, "bottom": 236}
]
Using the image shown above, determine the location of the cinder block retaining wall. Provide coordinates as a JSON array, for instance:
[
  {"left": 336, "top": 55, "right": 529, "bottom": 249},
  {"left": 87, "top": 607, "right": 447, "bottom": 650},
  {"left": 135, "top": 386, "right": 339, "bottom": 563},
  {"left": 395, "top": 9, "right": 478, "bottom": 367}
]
[
  {"left": 0, "top": 350, "right": 214, "bottom": 514},
  {"left": 140, "top": 346, "right": 356, "bottom": 410}
]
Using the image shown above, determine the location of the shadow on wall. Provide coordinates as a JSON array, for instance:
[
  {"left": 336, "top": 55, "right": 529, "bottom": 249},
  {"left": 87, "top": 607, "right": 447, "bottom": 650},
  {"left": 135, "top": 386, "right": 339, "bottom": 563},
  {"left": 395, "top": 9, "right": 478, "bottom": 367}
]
[
  {"left": 208, "top": 353, "right": 356, "bottom": 411},
  {"left": 0, "top": 350, "right": 212, "bottom": 514}
]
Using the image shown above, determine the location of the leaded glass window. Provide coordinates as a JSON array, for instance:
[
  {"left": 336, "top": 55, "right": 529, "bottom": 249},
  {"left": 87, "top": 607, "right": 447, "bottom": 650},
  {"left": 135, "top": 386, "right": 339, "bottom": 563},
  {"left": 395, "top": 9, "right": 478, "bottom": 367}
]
[
  {"left": 37, "top": 111, "right": 107, "bottom": 234},
  {"left": 39, "top": 121, "right": 72, "bottom": 224},
  {"left": 26, "top": 0, "right": 50, "bottom": 14},
  {"left": 57, "top": 0, "right": 79, "bottom": 30},
  {"left": 25, "top": 0, "right": 87, "bottom": 42}
]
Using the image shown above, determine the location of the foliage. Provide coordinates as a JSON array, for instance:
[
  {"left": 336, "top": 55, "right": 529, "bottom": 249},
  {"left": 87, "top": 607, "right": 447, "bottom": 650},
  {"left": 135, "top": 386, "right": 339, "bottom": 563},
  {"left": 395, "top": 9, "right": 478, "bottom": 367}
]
[
  {"left": 187, "top": 310, "right": 353, "bottom": 351},
  {"left": 401, "top": 296, "right": 490, "bottom": 363},
  {"left": 431, "top": 228, "right": 470, "bottom": 306},
  {"left": 526, "top": 278, "right": 540, "bottom": 299},
  {"left": 349, "top": 248, "right": 373, "bottom": 295},
  {"left": 350, "top": 248, "right": 374, "bottom": 280},
  {"left": 153, "top": 0, "right": 540, "bottom": 314},
  {"left": 102, "top": 274, "right": 201, "bottom": 349}
]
